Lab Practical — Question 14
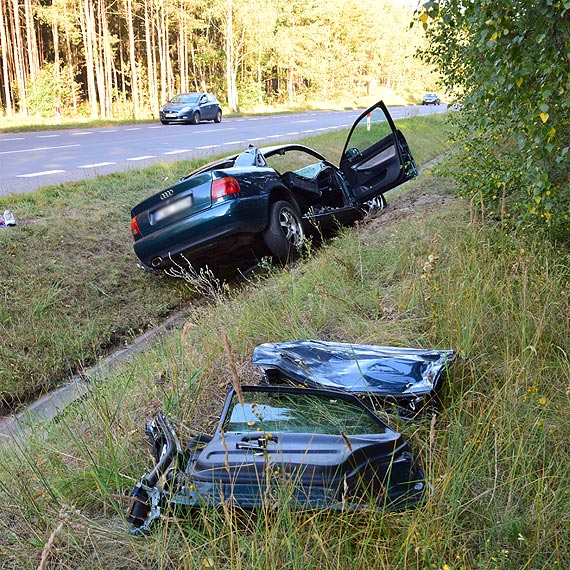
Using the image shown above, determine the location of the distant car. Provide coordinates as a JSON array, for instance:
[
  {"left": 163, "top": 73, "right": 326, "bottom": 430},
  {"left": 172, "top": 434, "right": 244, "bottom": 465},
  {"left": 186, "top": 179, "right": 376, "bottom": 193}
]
[
  {"left": 422, "top": 93, "right": 440, "bottom": 105},
  {"left": 131, "top": 100, "right": 417, "bottom": 273},
  {"left": 160, "top": 92, "right": 222, "bottom": 125},
  {"left": 126, "top": 385, "right": 426, "bottom": 533}
]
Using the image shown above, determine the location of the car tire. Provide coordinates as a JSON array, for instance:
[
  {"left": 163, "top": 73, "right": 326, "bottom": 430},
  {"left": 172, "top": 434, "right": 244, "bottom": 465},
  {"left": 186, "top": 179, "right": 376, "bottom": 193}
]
[
  {"left": 263, "top": 200, "right": 304, "bottom": 261},
  {"left": 160, "top": 120, "right": 169, "bottom": 125},
  {"left": 214, "top": 109, "right": 222, "bottom": 123},
  {"left": 191, "top": 111, "right": 200, "bottom": 125}
]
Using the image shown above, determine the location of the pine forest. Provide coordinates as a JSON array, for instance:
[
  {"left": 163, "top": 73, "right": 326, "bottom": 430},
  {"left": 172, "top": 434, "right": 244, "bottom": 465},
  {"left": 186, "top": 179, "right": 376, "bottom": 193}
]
[{"left": 0, "top": 0, "right": 433, "bottom": 120}]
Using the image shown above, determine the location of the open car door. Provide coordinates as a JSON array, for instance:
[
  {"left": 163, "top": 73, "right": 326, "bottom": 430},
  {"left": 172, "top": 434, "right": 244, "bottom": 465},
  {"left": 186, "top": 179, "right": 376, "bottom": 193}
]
[{"left": 340, "top": 101, "right": 418, "bottom": 204}]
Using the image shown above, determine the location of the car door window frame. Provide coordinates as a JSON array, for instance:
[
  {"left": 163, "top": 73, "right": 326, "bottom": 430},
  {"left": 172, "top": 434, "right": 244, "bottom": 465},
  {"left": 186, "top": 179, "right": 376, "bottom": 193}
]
[{"left": 339, "top": 100, "right": 415, "bottom": 204}]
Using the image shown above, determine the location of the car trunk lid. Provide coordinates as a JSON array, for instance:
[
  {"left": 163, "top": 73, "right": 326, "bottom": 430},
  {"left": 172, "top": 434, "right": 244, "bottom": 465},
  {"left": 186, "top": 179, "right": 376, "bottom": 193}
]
[{"left": 131, "top": 172, "right": 213, "bottom": 237}]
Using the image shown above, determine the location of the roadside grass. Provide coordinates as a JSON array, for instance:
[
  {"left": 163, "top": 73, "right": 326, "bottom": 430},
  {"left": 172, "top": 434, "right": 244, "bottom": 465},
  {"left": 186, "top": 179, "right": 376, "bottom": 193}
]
[
  {"left": 0, "top": 113, "right": 451, "bottom": 409},
  {"left": 0, "top": 168, "right": 568, "bottom": 568}
]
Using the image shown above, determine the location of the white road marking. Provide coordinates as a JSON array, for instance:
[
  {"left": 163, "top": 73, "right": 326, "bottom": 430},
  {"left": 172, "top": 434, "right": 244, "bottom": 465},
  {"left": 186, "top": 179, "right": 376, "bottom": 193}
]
[
  {"left": 0, "top": 143, "right": 80, "bottom": 155},
  {"left": 37, "top": 134, "right": 60, "bottom": 138},
  {"left": 163, "top": 149, "right": 191, "bottom": 155},
  {"left": 127, "top": 155, "right": 155, "bottom": 161},
  {"left": 102, "top": 129, "right": 118, "bottom": 133},
  {"left": 196, "top": 145, "right": 216, "bottom": 149},
  {"left": 292, "top": 119, "right": 314, "bottom": 123},
  {"left": 125, "top": 127, "right": 142, "bottom": 131},
  {"left": 148, "top": 126, "right": 162, "bottom": 129},
  {"left": 70, "top": 131, "right": 93, "bottom": 136},
  {"left": 77, "top": 162, "right": 116, "bottom": 168},
  {"left": 224, "top": 140, "right": 244, "bottom": 144},
  {"left": 1, "top": 137, "right": 25, "bottom": 141},
  {"left": 18, "top": 169, "right": 66, "bottom": 178},
  {"left": 267, "top": 135, "right": 282, "bottom": 138},
  {"left": 199, "top": 128, "right": 235, "bottom": 133},
  {"left": 284, "top": 132, "right": 301, "bottom": 136}
]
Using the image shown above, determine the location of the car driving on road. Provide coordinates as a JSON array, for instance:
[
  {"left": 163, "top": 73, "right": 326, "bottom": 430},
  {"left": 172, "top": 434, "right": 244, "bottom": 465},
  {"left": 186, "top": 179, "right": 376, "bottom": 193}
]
[
  {"left": 160, "top": 92, "right": 222, "bottom": 125},
  {"left": 131, "top": 100, "right": 417, "bottom": 273},
  {"left": 421, "top": 93, "right": 440, "bottom": 105}
]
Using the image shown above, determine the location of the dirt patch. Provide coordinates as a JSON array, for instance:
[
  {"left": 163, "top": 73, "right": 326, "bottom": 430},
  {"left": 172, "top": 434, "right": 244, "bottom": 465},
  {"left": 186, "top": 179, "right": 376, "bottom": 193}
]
[{"left": 365, "top": 187, "right": 457, "bottom": 233}]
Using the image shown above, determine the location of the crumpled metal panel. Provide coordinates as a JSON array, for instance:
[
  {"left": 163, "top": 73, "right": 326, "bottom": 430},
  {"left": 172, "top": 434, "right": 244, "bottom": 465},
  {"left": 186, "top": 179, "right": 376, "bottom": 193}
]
[{"left": 253, "top": 340, "right": 455, "bottom": 398}]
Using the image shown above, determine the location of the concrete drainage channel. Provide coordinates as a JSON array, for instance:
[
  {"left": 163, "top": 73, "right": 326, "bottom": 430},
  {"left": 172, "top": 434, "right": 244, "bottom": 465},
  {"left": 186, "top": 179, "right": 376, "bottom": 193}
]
[{"left": 0, "top": 310, "right": 189, "bottom": 440}]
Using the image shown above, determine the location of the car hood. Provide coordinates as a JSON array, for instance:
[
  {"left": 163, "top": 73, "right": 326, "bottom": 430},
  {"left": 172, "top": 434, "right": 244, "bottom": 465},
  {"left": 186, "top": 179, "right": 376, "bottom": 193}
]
[{"left": 253, "top": 340, "right": 455, "bottom": 400}]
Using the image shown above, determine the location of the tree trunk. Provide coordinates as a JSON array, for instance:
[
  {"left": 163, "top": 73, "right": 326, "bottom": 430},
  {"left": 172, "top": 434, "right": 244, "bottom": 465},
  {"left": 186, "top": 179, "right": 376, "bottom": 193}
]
[
  {"left": 79, "top": 0, "right": 99, "bottom": 117},
  {"left": 23, "top": 0, "right": 39, "bottom": 81},
  {"left": 157, "top": 3, "right": 166, "bottom": 103},
  {"left": 63, "top": 2, "right": 77, "bottom": 114},
  {"left": 10, "top": 0, "right": 28, "bottom": 114},
  {"left": 144, "top": 0, "right": 158, "bottom": 116},
  {"left": 225, "top": 0, "right": 239, "bottom": 112},
  {"left": 123, "top": 0, "right": 139, "bottom": 119},
  {"left": 0, "top": 0, "right": 14, "bottom": 116}
]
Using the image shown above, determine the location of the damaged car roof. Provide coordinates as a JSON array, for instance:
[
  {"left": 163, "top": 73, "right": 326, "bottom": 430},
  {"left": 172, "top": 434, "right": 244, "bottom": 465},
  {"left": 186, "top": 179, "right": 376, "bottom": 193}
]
[{"left": 253, "top": 340, "right": 455, "bottom": 413}]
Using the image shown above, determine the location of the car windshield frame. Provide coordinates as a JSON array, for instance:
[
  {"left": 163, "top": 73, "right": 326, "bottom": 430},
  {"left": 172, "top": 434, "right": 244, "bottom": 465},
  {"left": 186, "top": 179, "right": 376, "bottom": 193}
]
[{"left": 170, "top": 93, "right": 200, "bottom": 104}]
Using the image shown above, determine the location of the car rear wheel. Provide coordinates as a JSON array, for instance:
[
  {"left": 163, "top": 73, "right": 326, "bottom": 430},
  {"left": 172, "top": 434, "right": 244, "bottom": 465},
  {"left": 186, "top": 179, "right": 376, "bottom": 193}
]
[
  {"left": 191, "top": 111, "right": 200, "bottom": 125},
  {"left": 263, "top": 200, "right": 304, "bottom": 261},
  {"left": 214, "top": 110, "right": 222, "bottom": 123}
]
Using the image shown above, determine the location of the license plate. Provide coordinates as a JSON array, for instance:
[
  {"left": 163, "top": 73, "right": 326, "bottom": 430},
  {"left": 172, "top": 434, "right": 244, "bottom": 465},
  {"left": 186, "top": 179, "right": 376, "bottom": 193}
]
[
  {"left": 152, "top": 195, "right": 193, "bottom": 223},
  {"left": 166, "top": 113, "right": 178, "bottom": 118}
]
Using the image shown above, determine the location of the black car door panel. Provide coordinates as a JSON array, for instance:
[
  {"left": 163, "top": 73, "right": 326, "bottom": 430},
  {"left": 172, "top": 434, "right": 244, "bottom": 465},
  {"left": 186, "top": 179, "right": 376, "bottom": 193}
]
[{"left": 340, "top": 101, "right": 417, "bottom": 204}]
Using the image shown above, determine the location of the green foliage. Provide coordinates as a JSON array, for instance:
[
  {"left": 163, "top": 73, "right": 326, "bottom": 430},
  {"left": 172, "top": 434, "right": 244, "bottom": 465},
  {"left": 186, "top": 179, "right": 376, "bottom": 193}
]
[
  {"left": 416, "top": 0, "right": 570, "bottom": 240},
  {"left": 25, "top": 63, "right": 82, "bottom": 117}
]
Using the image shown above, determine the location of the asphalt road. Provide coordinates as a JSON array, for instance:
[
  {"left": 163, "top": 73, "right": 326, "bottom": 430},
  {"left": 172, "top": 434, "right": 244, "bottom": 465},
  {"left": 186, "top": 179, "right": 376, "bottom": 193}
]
[{"left": 0, "top": 104, "right": 446, "bottom": 197}]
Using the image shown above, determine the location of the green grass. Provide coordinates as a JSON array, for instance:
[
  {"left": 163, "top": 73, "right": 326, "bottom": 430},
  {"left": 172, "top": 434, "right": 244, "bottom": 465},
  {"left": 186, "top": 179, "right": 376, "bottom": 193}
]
[
  {"left": 0, "top": 113, "right": 452, "bottom": 409},
  {"left": 0, "top": 165, "right": 568, "bottom": 568}
]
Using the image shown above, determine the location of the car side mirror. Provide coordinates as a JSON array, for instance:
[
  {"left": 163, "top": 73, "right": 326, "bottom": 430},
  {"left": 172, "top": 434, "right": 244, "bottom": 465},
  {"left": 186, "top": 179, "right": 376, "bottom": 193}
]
[{"left": 344, "top": 147, "right": 360, "bottom": 159}]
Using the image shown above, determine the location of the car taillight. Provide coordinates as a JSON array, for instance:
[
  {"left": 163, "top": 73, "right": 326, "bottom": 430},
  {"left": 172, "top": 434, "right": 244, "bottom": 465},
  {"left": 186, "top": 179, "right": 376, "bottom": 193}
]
[
  {"left": 211, "top": 176, "right": 241, "bottom": 200},
  {"left": 131, "top": 217, "right": 141, "bottom": 238}
]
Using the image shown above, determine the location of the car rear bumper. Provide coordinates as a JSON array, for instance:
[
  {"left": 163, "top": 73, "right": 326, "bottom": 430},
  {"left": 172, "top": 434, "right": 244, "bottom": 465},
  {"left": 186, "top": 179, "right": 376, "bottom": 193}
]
[{"left": 133, "top": 196, "right": 269, "bottom": 269}]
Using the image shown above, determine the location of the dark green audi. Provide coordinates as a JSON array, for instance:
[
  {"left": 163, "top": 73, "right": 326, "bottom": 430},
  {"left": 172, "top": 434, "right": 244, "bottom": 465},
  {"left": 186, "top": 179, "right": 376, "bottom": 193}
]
[{"left": 130, "top": 101, "right": 417, "bottom": 273}]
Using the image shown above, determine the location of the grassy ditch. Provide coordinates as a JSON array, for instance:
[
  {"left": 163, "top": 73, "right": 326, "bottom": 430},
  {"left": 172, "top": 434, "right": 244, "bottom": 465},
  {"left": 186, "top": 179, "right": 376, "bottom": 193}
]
[
  {"left": 0, "top": 165, "right": 568, "bottom": 568},
  {"left": 0, "top": 113, "right": 449, "bottom": 409}
]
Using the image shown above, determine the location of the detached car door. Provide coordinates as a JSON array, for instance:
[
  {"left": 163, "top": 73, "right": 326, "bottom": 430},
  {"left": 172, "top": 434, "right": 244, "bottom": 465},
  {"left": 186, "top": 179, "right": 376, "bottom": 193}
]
[{"left": 340, "top": 101, "right": 417, "bottom": 204}]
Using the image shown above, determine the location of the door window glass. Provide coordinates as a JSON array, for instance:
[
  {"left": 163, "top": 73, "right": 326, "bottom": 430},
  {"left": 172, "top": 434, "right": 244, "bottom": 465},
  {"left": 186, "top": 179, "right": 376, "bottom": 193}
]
[{"left": 343, "top": 106, "right": 392, "bottom": 160}]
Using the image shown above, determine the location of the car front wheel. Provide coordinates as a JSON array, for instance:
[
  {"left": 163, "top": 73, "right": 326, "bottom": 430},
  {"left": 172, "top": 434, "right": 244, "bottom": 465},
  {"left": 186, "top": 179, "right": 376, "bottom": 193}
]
[
  {"left": 191, "top": 111, "right": 200, "bottom": 125},
  {"left": 214, "top": 110, "right": 222, "bottom": 123},
  {"left": 263, "top": 200, "right": 304, "bottom": 261}
]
